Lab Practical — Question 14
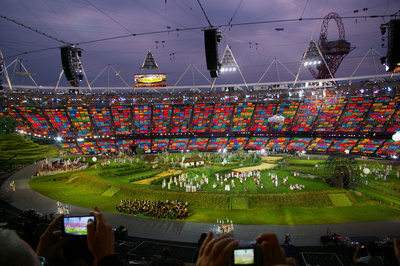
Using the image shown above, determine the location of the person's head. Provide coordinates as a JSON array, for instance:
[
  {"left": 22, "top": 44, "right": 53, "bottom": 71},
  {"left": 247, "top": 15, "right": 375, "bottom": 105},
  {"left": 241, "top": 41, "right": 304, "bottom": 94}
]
[
  {"left": 198, "top": 233, "right": 207, "bottom": 247},
  {"left": 147, "top": 257, "right": 184, "bottom": 266},
  {"left": 161, "top": 247, "right": 172, "bottom": 258},
  {"left": 0, "top": 228, "right": 41, "bottom": 266},
  {"left": 365, "top": 240, "right": 378, "bottom": 256}
]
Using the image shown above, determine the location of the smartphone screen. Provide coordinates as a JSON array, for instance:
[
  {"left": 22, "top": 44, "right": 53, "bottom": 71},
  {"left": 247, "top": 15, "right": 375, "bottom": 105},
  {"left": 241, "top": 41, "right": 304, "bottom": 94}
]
[
  {"left": 63, "top": 216, "right": 94, "bottom": 235},
  {"left": 233, "top": 248, "right": 255, "bottom": 265}
]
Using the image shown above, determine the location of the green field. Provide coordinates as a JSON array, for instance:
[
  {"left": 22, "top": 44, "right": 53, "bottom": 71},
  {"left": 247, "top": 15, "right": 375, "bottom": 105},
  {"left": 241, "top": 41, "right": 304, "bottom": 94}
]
[
  {"left": 2, "top": 134, "right": 399, "bottom": 225},
  {"left": 29, "top": 154, "right": 400, "bottom": 225}
]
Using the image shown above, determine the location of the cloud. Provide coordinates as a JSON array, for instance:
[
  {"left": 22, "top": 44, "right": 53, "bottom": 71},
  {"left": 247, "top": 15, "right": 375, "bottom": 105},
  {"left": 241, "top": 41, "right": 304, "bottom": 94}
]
[
  {"left": 268, "top": 115, "right": 285, "bottom": 123},
  {"left": 393, "top": 131, "right": 400, "bottom": 142}
]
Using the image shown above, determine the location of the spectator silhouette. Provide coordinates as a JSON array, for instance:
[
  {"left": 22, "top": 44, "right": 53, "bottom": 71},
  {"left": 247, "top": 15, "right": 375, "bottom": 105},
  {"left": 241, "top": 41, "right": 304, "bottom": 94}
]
[
  {"left": 192, "top": 233, "right": 207, "bottom": 263},
  {"left": 147, "top": 247, "right": 184, "bottom": 266},
  {"left": 394, "top": 238, "right": 400, "bottom": 264},
  {"left": 353, "top": 240, "right": 383, "bottom": 266},
  {"left": 0, "top": 206, "right": 121, "bottom": 266}
]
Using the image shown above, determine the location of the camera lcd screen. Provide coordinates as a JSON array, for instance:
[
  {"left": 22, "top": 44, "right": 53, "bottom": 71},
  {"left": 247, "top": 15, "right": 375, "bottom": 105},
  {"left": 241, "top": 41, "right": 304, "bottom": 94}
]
[
  {"left": 63, "top": 216, "right": 94, "bottom": 235},
  {"left": 233, "top": 248, "right": 255, "bottom": 265}
]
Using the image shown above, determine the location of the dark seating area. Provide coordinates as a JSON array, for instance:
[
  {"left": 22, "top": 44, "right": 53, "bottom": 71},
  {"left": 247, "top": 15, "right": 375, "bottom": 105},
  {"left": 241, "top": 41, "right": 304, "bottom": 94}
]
[{"left": 0, "top": 195, "right": 398, "bottom": 266}]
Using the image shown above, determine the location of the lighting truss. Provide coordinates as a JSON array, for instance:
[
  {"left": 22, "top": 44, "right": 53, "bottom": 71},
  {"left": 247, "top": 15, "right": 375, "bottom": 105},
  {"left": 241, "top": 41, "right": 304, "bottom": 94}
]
[
  {"left": 220, "top": 45, "right": 238, "bottom": 72},
  {"left": 293, "top": 39, "right": 337, "bottom": 88},
  {"left": 219, "top": 45, "right": 248, "bottom": 89},
  {"left": 140, "top": 50, "right": 159, "bottom": 72}
]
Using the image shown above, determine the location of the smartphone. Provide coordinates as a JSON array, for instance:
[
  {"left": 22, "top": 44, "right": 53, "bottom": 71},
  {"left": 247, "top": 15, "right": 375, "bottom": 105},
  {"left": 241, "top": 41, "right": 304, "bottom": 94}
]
[{"left": 63, "top": 216, "right": 94, "bottom": 236}]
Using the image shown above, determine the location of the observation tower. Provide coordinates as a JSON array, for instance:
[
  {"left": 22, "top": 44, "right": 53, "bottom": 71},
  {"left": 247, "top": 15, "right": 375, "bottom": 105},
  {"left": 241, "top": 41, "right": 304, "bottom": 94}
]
[{"left": 307, "top": 12, "right": 355, "bottom": 79}]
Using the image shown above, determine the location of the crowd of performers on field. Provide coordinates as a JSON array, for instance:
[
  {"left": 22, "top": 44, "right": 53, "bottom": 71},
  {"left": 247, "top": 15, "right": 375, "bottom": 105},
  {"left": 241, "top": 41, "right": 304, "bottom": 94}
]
[
  {"left": 216, "top": 218, "right": 234, "bottom": 236},
  {"left": 36, "top": 156, "right": 88, "bottom": 176},
  {"left": 116, "top": 199, "right": 188, "bottom": 220},
  {"left": 160, "top": 169, "right": 304, "bottom": 192},
  {"left": 56, "top": 201, "right": 70, "bottom": 215},
  {"left": 161, "top": 172, "right": 209, "bottom": 192},
  {"left": 360, "top": 163, "right": 399, "bottom": 180}
]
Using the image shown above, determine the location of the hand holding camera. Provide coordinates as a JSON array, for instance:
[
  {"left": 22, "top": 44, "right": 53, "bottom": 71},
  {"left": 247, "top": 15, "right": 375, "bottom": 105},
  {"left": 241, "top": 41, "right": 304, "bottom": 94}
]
[
  {"left": 255, "top": 233, "right": 295, "bottom": 266},
  {"left": 36, "top": 214, "right": 70, "bottom": 265},
  {"left": 61, "top": 206, "right": 115, "bottom": 264},
  {"left": 196, "top": 232, "right": 296, "bottom": 266},
  {"left": 63, "top": 215, "right": 94, "bottom": 236},
  {"left": 196, "top": 232, "right": 239, "bottom": 266},
  {"left": 87, "top": 206, "right": 115, "bottom": 264}
]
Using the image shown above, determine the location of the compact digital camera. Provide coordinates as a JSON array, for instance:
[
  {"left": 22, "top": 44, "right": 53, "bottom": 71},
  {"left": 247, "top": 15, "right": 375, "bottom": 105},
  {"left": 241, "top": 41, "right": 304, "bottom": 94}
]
[
  {"left": 62, "top": 215, "right": 95, "bottom": 236},
  {"left": 62, "top": 215, "right": 95, "bottom": 259},
  {"left": 231, "top": 241, "right": 263, "bottom": 266}
]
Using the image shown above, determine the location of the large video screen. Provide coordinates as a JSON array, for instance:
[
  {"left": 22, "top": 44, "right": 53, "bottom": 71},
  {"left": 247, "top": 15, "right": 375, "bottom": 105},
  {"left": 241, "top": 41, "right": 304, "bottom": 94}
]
[{"left": 134, "top": 74, "right": 166, "bottom": 88}]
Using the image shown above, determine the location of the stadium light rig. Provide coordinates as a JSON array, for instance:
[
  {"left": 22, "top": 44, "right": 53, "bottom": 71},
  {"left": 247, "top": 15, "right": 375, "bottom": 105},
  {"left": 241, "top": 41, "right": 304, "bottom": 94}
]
[
  {"left": 218, "top": 45, "right": 248, "bottom": 89},
  {"left": 302, "top": 39, "right": 324, "bottom": 65},
  {"left": 303, "top": 60, "right": 321, "bottom": 66},
  {"left": 219, "top": 46, "right": 238, "bottom": 73},
  {"left": 220, "top": 66, "right": 237, "bottom": 72}
]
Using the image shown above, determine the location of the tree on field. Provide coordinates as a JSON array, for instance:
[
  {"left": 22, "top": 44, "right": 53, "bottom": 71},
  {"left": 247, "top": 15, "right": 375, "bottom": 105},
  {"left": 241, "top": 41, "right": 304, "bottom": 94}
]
[
  {"left": 191, "top": 148, "right": 199, "bottom": 157},
  {"left": 136, "top": 146, "right": 144, "bottom": 155},
  {"left": 0, "top": 116, "right": 18, "bottom": 134}
]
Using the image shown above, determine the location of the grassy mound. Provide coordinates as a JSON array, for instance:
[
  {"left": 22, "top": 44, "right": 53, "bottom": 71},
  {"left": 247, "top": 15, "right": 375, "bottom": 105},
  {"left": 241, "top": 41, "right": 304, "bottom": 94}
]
[
  {"left": 328, "top": 193, "right": 353, "bottom": 207},
  {"left": 0, "top": 134, "right": 60, "bottom": 165}
]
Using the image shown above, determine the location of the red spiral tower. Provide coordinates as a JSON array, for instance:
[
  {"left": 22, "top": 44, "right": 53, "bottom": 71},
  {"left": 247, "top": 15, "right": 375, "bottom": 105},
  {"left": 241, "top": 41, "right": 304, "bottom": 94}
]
[{"left": 307, "top": 12, "right": 355, "bottom": 79}]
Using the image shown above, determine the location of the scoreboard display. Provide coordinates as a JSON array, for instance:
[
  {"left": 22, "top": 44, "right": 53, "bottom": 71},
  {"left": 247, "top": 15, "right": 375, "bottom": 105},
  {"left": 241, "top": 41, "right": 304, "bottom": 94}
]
[{"left": 134, "top": 73, "right": 166, "bottom": 87}]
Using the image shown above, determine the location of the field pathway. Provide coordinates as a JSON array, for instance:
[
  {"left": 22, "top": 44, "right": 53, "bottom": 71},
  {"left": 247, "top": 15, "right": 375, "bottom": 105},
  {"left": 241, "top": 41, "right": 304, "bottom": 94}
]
[
  {"left": 132, "top": 169, "right": 182, "bottom": 184},
  {"left": 135, "top": 156, "right": 281, "bottom": 184},
  {"left": 232, "top": 156, "right": 281, "bottom": 172}
]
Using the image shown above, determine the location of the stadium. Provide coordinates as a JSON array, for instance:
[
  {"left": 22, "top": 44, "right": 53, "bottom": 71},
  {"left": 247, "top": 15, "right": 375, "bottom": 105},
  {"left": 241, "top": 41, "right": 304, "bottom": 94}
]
[
  {"left": 1, "top": 81, "right": 400, "bottom": 157},
  {"left": 1, "top": 1, "right": 400, "bottom": 265}
]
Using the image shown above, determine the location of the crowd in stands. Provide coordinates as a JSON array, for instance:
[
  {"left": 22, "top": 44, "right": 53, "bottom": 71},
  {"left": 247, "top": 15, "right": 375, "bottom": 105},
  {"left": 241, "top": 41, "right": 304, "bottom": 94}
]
[
  {"left": 3, "top": 93, "right": 400, "bottom": 157},
  {"left": 116, "top": 199, "right": 188, "bottom": 220},
  {"left": 13, "top": 97, "right": 400, "bottom": 137}
]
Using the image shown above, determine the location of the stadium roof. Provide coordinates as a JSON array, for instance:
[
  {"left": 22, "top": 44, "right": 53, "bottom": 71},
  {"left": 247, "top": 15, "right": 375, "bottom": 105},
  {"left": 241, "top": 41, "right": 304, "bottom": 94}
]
[{"left": 1, "top": 0, "right": 400, "bottom": 90}]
